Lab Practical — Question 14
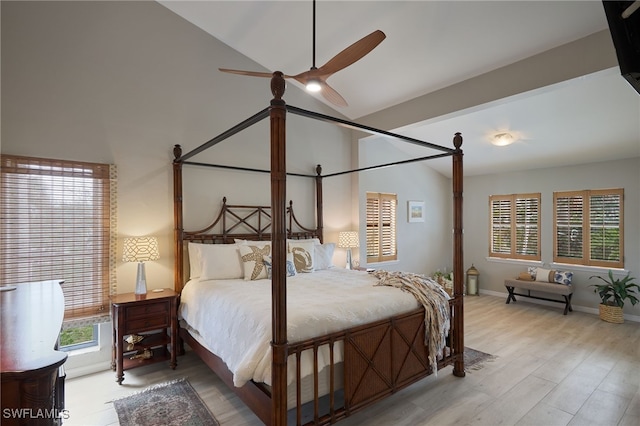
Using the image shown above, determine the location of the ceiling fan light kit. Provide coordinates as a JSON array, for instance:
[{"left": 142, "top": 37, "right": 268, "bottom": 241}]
[
  {"left": 218, "top": 0, "right": 385, "bottom": 107},
  {"left": 306, "top": 78, "right": 322, "bottom": 92}
]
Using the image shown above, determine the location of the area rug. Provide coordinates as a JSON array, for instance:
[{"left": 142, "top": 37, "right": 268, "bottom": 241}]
[
  {"left": 464, "top": 347, "right": 496, "bottom": 371},
  {"left": 112, "top": 378, "right": 219, "bottom": 426}
]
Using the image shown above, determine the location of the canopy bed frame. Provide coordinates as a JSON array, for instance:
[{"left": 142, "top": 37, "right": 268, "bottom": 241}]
[{"left": 172, "top": 72, "right": 465, "bottom": 425}]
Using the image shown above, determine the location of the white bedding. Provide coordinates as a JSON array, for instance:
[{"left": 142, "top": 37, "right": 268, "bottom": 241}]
[{"left": 178, "top": 268, "right": 421, "bottom": 387}]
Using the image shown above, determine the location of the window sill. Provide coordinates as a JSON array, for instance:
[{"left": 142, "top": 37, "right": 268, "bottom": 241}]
[{"left": 486, "top": 257, "right": 543, "bottom": 267}]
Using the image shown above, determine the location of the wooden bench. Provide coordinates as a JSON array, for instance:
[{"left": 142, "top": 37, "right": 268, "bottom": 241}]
[{"left": 504, "top": 279, "right": 574, "bottom": 315}]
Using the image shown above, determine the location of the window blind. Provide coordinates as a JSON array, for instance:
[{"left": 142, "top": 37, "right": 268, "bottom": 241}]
[
  {"left": 554, "top": 189, "right": 623, "bottom": 268},
  {"left": 489, "top": 193, "right": 540, "bottom": 260},
  {"left": 366, "top": 192, "right": 397, "bottom": 263},
  {"left": 1, "top": 155, "right": 117, "bottom": 322}
]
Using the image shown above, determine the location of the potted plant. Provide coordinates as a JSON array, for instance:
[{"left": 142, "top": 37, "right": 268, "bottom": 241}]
[
  {"left": 589, "top": 270, "right": 639, "bottom": 323},
  {"left": 432, "top": 269, "right": 453, "bottom": 296}
]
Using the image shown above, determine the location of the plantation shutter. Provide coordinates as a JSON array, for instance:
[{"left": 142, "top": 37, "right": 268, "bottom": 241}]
[
  {"left": 366, "top": 192, "right": 397, "bottom": 263},
  {"left": 490, "top": 196, "right": 512, "bottom": 257},
  {"left": 0, "top": 155, "right": 117, "bottom": 322},
  {"left": 589, "top": 190, "right": 622, "bottom": 265},
  {"left": 490, "top": 193, "right": 540, "bottom": 260},
  {"left": 554, "top": 192, "right": 584, "bottom": 261},
  {"left": 515, "top": 196, "right": 540, "bottom": 257},
  {"left": 554, "top": 189, "right": 623, "bottom": 268}
]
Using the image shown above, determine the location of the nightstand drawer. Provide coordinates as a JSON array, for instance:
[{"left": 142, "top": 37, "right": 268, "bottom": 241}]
[
  {"left": 125, "top": 301, "right": 169, "bottom": 319},
  {"left": 124, "top": 315, "right": 169, "bottom": 334}
]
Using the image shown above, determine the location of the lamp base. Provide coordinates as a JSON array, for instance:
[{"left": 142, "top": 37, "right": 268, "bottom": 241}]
[
  {"left": 345, "top": 248, "right": 353, "bottom": 270},
  {"left": 135, "top": 262, "right": 147, "bottom": 295}
]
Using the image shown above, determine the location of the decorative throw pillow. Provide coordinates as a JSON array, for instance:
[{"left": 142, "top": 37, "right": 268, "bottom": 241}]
[
  {"left": 518, "top": 271, "right": 534, "bottom": 281},
  {"left": 199, "top": 244, "right": 243, "bottom": 280},
  {"left": 288, "top": 239, "right": 316, "bottom": 273},
  {"left": 234, "top": 239, "right": 271, "bottom": 247},
  {"left": 262, "top": 253, "right": 297, "bottom": 278},
  {"left": 238, "top": 244, "right": 271, "bottom": 280},
  {"left": 314, "top": 243, "right": 335, "bottom": 270},
  {"left": 535, "top": 268, "right": 554, "bottom": 282},
  {"left": 554, "top": 270, "right": 573, "bottom": 285}
]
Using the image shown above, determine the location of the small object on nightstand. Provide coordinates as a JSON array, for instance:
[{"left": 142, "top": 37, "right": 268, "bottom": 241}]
[
  {"left": 110, "top": 289, "right": 178, "bottom": 384},
  {"left": 130, "top": 348, "right": 153, "bottom": 360},
  {"left": 152, "top": 288, "right": 164, "bottom": 292}
]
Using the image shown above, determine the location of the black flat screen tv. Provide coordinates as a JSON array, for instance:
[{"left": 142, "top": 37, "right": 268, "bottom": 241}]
[{"left": 602, "top": 1, "right": 640, "bottom": 94}]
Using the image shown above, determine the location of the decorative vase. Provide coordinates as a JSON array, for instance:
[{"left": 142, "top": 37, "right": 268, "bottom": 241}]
[{"left": 598, "top": 304, "right": 624, "bottom": 324}]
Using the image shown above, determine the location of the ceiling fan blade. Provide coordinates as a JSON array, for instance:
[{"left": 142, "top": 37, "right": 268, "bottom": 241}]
[
  {"left": 319, "top": 81, "right": 348, "bottom": 107},
  {"left": 219, "top": 68, "right": 274, "bottom": 78},
  {"left": 318, "top": 30, "right": 386, "bottom": 76}
]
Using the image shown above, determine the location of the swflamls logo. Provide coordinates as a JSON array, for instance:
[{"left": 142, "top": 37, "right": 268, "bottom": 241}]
[{"left": 2, "top": 408, "right": 70, "bottom": 420}]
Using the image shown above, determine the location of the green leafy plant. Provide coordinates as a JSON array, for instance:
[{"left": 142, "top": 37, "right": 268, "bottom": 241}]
[{"left": 589, "top": 270, "right": 639, "bottom": 307}]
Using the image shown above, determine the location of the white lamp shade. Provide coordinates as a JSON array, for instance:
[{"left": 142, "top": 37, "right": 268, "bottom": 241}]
[
  {"left": 338, "top": 231, "right": 359, "bottom": 248},
  {"left": 123, "top": 237, "right": 160, "bottom": 262}
]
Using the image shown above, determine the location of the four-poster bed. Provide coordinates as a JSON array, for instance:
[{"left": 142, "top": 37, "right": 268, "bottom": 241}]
[{"left": 172, "top": 72, "right": 465, "bottom": 425}]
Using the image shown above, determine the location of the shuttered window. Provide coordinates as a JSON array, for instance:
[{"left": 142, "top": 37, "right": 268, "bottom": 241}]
[
  {"left": 554, "top": 189, "right": 623, "bottom": 268},
  {"left": 0, "top": 155, "right": 117, "bottom": 323},
  {"left": 366, "top": 192, "right": 397, "bottom": 263},
  {"left": 489, "top": 193, "right": 540, "bottom": 260}
]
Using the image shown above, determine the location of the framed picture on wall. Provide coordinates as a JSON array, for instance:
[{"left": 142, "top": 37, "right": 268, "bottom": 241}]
[{"left": 408, "top": 200, "right": 425, "bottom": 222}]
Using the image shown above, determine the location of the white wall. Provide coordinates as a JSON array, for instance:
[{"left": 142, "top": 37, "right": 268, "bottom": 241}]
[
  {"left": 357, "top": 135, "right": 453, "bottom": 275},
  {"left": 1, "top": 1, "right": 355, "bottom": 375},
  {"left": 1, "top": 1, "right": 354, "bottom": 295},
  {"left": 464, "top": 157, "right": 640, "bottom": 319}
]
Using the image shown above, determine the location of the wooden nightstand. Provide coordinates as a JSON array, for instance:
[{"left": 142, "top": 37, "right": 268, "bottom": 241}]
[{"left": 110, "top": 289, "right": 178, "bottom": 384}]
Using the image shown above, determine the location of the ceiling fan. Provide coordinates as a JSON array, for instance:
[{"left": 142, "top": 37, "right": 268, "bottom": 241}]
[{"left": 219, "top": 0, "right": 386, "bottom": 107}]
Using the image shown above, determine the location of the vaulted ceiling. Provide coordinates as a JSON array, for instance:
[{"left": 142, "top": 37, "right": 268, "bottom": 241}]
[{"left": 159, "top": 1, "right": 639, "bottom": 176}]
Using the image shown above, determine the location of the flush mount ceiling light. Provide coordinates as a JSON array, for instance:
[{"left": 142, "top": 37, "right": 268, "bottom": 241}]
[{"left": 491, "top": 132, "right": 516, "bottom": 146}]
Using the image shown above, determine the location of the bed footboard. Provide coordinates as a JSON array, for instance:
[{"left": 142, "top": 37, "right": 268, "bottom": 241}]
[{"left": 180, "top": 300, "right": 457, "bottom": 426}]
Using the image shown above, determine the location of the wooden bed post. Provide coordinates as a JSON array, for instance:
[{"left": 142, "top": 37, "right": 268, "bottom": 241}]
[
  {"left": 315, "top": 164, "right": 324, "bottom": 243},
  {"left": 173, "top": 145, "right": 184, "bottom": 293},
  {"left": 452, "top": 132, "right": 466, "bottom": 377},
  {"left": 270, "top": 71, "right": 288, "bottom": 426}
]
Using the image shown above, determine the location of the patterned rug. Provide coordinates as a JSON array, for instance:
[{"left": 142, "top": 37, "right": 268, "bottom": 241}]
[
  {"left": 464, "top": 347, "right": 496, "bottom": 371},
  {"left": 112, "top": 378, "right": 219, "bottom": 426}
]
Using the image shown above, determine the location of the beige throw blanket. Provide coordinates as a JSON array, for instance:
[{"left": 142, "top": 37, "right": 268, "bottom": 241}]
[{"left": 372, "top": 270, "right": 451, "bottom": 374}]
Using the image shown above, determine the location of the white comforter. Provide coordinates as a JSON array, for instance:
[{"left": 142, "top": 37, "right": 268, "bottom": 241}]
[{"left": 179, "top": 268, "right": 421, "bottom": 387}]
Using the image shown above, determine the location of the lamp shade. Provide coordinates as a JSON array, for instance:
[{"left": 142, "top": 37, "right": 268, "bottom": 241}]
[
  {"left": 123, "top": 237, "right": 160, "bottom": 262},
  {"left": 338, "top": 231, "right": 359, "bottom": 248}
]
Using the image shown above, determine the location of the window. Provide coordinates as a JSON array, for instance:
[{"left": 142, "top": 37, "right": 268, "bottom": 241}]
[
  {"left": 366, "top": 192, "right": 397, "bottom": 263},
  {"left": 1, "top": 155, "right": 117, "bottom": 324},
  {"left": 489, "top": 193, "right": 541, "bottom": 260},
  {"left": 554, "top": 189, "right": 623, "bottom": 268}
]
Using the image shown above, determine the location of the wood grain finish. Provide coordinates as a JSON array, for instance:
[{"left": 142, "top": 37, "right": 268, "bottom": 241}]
[
  {"left": 171, "top": 73, "right": 464, "bottom": 425},
  {"left": 63, "top": 295, "right": 640, "bottom": 426},
  {"left": 110, "top": 290, "right": 178, "bottom": 385},
  {"left": 1, "top": 280, "right": 67, "bottom": 425}
]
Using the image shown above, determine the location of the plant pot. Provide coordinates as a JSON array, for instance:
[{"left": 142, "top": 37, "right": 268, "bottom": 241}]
[{"left": 598, "top": 303, "right": 624, "bottom": 324}]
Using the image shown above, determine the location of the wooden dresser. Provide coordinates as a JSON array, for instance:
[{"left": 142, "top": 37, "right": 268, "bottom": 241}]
[{"left": 1, "top": 280, "right": 67, "bottom": 425}]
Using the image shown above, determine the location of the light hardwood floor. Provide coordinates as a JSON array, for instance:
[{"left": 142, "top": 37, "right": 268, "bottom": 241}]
[{"left": 65, "top": 295, "right": 639, "bottom": 425}]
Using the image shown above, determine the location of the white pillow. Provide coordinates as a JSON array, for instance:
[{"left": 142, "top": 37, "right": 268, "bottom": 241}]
[
  {"left": 199, "top": 244, "right": 244, "bottom": 280},
  {"left": 535, "top": 267, "right": 552, "bottom": 282},
  {"left": 314, "top": 243, "right": 335, "bottom": 270},
  {"left": 288, "top": 239, "right": 316, "bottom": 273},
  {"left": 238, "top": 244, "right": 272, "bottom": 280},
  {"left": 187, "top": 242, "right": 204, "bottom": 279}
]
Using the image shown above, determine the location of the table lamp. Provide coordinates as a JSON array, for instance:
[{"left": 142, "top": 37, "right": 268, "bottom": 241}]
[
  {"left": 338, "top": 231, "right": 359, "bottom": 270},
  {"left": 123, "top": 236, "right": 160, "bottom": 295}
]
